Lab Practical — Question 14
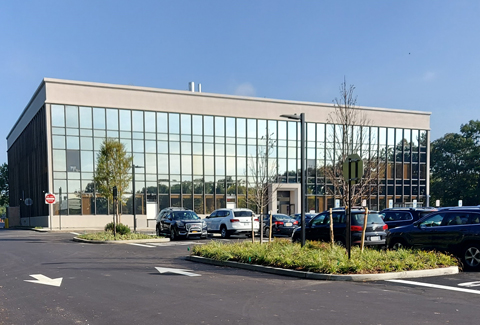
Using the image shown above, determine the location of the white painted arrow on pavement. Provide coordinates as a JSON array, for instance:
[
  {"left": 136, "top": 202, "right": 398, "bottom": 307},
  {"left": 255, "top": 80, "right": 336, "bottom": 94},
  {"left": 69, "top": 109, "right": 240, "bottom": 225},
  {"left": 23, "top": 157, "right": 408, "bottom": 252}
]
[
  {"left": 24, "top": 274, "right": 63, "bottom": 287},
  {"left": 155, "top": 267, "right": 201, "bottom": 277}
]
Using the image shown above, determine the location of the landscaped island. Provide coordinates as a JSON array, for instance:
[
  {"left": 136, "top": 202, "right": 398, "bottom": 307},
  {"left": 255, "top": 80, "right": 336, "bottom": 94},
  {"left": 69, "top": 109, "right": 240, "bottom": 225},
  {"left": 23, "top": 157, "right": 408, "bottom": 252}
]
[{"left": 191, "top": 240, "right": 458, "bottom": 274}]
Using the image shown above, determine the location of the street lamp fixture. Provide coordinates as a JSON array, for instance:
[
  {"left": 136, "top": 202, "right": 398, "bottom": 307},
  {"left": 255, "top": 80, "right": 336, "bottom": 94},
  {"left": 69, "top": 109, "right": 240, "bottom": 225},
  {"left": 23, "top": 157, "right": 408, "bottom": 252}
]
[
  {"left": 132, "top": 164, "right": 144, "bottom": 232},
  {"left": 280, "top": 113, "right": 306, "bottom": 247}
]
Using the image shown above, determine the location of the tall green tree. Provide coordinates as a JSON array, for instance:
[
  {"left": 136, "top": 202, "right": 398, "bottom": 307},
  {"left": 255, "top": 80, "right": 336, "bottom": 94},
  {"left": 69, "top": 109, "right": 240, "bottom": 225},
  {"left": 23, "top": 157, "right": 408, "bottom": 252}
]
[
  {"left": 431, "top": 120, "right": 480, "bottom": 206},
  {"left": 0, "top": 163, "right": 8, "bottom": 207},
  {"left": 94, "top": 139, "right": 133, "bottom": 208}
]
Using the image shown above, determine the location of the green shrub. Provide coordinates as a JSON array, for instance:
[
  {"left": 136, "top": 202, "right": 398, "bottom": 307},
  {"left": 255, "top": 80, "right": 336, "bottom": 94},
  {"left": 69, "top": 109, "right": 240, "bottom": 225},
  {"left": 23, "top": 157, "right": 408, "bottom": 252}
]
[{"left": 104, "top": 222, "right": 131, "bottom": 235}]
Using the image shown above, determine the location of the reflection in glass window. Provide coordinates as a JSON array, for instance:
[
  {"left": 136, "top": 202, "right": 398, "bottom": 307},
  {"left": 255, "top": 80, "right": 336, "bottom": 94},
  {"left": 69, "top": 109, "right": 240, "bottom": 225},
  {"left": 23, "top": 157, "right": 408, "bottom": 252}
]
[
  {"left": 51, "top": 105, "right": 65, "bottom": 127},
  {"left": 307, "top": 123, "right": 315, "bottom": 141},
  {"left": 132, "top": 111, "right": 144, "bottom": 132},
  {"left": 419, "top": 130, "right": 427, "bottom": 147},
  {"left": 144, "top": 111, "right": 156, "bottom": 133},
  {"left": 53, "top": 136, "right": 65, "bottom": 149},
  {"left": 226, "top": 117, "right": 235, "bottom": 137},
  {"left": 157, "top": 112, "right": 168, "bottom": 133},
  {"left": 169, "top": 113, "right": 179, "bottom": 134},
  {"left": 237, "top": 118, "right": 246, "bottom": 137},
  {"left": 268, "top": 120, "right": 277, "bottom": 139},
  {"left": 193, "top": 155, "right": 203, "bottom": 175},
  {"left": 93, "top": 108, "right": 106, "bottom": 129},
  {"left": 119, "top": 110, "right": 131, "bottom": 131},
  {"left": 179, "top": 114, "right": 191, "bottom": 134},
  {"left": 170, "top": 155, "right": 180, "bottom": 174},
  {"left": 106, "top": 109, "right": 119, "bottom": 130},
  {"left": 247, "top": 119, "right": 256, "bottom": 138},
  {"left": 192, "top": 115, "right": 202, "bottom": 135},
  {"left": 226, "top": 157, "right": 235, "bottom": 175},
  {"left": 288, "top": 121, "right": 297, "bottom": 140},
  {"left": 53, "top": 150, "right": 66, "bottom": 171},
  {"left": 215, "top": 116, "right": 225, "bottom": 136},
  {"left": 158, "top": 154, "right": 169, "bottom": 174},
  {"left": 204, "top": 156, "right": 214, "bottom": 175},
  {"left": 216, "top": 157, "right": 225, "bottom": 175},
  {"left": 81, "top": 151, "right": 94, "bottom": 172},
  {"left": 182, "top": 155, "right": 192, "bottom": 174},
  {"left": 237, "top": 158, "right": 246, "bottom": 176},
  {"left": 258, "top": 120, "right": 266, "bottom": 138},
  {"left": 67, "top": 136, "right": 80, "bottom": 150},
  {"left": 146, "top": 153, "right": 156, "bottom": 174},
  {"left": 202, "top": 116, "right": 212, "bottom": 136},
  {"left": 79, "top": 107, "right": 92, "bottom": 129},
  {"left": 65, "top": 106, "right": 79, "bottom": 128},
  {"left": 379, "top": 128, "right": 387, "bottom": 145},
  {"left": 145, "top": 140, "right": 156, "bottom": 153},
  {"left": 133, "top": 140, "right": 144, "bottom": 153}
]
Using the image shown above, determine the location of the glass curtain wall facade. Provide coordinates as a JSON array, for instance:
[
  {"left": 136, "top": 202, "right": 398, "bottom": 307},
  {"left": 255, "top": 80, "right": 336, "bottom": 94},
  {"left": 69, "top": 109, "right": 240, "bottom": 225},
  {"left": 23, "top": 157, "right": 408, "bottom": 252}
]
[{"left": 50, "top": 104, "right": 428, "bottom": 216}]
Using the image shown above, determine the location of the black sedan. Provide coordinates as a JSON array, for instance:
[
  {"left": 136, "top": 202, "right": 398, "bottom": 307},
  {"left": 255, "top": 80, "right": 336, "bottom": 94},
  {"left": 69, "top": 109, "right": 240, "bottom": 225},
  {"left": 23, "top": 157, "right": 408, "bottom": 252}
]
[
  {"left": 157, "top": 209, "right": 208, "bottom": 240},
  {"left": 262, "top": 214, "right": 299, "bottom": 237}
]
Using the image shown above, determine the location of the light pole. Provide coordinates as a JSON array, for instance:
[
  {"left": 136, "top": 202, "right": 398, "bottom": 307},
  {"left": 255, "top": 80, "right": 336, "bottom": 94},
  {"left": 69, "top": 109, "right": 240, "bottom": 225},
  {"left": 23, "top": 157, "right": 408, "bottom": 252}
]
[
  {"left": 280, "top": 113, "right": 306, "bottom": 247},
  {"left": 132, "top": 164, "right": 144, "bottom": 232}
]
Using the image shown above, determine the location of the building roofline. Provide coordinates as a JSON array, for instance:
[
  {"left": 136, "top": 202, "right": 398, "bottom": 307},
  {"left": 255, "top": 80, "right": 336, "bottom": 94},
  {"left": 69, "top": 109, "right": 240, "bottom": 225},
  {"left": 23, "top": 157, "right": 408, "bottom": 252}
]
[{"left": 42, "top": 78, "right": 431, "bottom": 116}]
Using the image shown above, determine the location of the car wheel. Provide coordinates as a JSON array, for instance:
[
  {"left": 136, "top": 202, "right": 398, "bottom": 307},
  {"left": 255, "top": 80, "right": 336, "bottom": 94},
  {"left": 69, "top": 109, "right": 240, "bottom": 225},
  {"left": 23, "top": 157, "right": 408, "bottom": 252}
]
[
  {"left": 170, "top": 228, "right": 177, "bottom": 241},
  {"left": 264, "top": 227, "right": 270, "bottom": 237},
  {"left": 463, "top": 244, "right": 480, "bottom": 269},
  {"left": 390, "top": 239, "right": 408, "bottom": 250},
  {"left": 292, "top": 234, "right": 301, "bottom": 243},
  {"left": 156, "top": 225, "right": 161, "bottom": 237},
  {"left": 335, "top": 239, "right": 345, "bottom": 247},
  {"left": 220, "top": 226, "right": 230, "bottom": 239}
]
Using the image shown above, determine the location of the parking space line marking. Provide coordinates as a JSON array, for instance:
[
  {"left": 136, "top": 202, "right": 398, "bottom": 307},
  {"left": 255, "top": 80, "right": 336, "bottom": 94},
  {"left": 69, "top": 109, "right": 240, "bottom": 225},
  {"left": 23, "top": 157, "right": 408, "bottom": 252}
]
[
  {"left": 458, "top": 281, "right": 480, "bottom": 287},
  {"left": 70, "top": 232, "right": 80, "bottom": 235},
  {"left": 128, "top": 243, "right": 155, "bottom": 248},
  {"left": 388, "top": 279, "right": 480, "bottom": 295}
]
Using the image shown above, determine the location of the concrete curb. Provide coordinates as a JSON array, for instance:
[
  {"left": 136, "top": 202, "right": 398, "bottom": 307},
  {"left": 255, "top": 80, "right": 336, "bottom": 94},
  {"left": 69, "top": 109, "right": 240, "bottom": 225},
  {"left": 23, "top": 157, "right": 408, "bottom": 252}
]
[
  {"left": 72, "top": 237, "right": 170, "bottom": 244},
  {"left": 186, "top": 255, "right": 459, "bottom": 281}
]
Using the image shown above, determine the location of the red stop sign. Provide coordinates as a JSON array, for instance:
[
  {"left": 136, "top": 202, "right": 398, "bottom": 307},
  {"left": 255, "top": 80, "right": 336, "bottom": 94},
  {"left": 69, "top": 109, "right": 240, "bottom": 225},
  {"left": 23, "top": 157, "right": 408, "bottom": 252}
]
[{"left": 45, "top": 193, "right": 56, "bottom": 204}]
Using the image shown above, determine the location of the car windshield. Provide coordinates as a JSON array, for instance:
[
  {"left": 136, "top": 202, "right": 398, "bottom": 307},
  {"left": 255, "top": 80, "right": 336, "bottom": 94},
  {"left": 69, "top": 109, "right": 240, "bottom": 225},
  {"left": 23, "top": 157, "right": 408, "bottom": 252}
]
[
  {"left": 234, "top": 211, "right": 253, "bottom": 217},
  {"left": 351, "top": 213, "right": 384, "bottom": 225},
  {"left": 171, "top": 211, "right": 200, "bottom": 221}
]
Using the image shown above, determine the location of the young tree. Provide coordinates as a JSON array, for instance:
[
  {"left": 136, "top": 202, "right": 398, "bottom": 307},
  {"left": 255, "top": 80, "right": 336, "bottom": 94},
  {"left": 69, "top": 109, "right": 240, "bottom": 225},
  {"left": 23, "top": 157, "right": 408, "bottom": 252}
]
[
  {"left": 0, "top": 163, "right": 8, "bottom": 207},
  {"left": 94, "top": 139, "right": 133, "bottom": 223},
  {"left": 246, "top": 133, "right": 278, "bottom": 241},
  {"left": 325, "top": 79, "right": 383, "bottom": 207}
]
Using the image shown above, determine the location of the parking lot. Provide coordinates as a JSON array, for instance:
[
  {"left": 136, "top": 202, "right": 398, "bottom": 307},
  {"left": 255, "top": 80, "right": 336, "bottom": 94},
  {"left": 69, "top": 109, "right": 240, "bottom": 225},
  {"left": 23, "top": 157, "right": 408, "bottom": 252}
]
[{"left": 1, "top": 229, "right": 480, "bottom": 324}]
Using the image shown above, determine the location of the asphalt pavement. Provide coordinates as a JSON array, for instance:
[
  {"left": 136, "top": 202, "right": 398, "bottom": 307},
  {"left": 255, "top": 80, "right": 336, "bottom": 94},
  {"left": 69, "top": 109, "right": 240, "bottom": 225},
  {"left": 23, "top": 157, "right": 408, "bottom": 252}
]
[{"left": 1, "top": 229, "right": 479, "bottom": 325}]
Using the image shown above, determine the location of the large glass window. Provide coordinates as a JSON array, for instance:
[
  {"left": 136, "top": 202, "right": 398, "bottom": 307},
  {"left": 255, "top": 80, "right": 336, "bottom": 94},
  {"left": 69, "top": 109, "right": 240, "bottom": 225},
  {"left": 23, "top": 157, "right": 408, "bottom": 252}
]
[
  {"left": 93, "top": 107, "right": 105, "bottom": 129},
  {"left": 65, "top": 106, "right": 79, "bottom": 128},
  {"left": 119, "top": 110, "right": 131, "bottom": 131},
  {"left": 145, "top": 111, "right": 156, "bottom": 133},
  {"left": 79, "top": 107, "right": 92, "bottom": 129},
  {"left": 192, "top": 115, "right": 203, "bottom": 135},
  {"left": 51, "top": 105, "right": 65, "bottom": 127},
  {"left": 169, "top": 113, "right": 180, "bottom": 134},
  {"left": 132, "top": 111, "right": 144, "bottom": 132},
  {"left": 106, "top": 109, "right": 119, "bottom": 130},
  {"left": 181, "top": 114, "right": 191, "bottom": 134},
  {"left": 157, "top": 112, "right": 168, "bottom": 133}
]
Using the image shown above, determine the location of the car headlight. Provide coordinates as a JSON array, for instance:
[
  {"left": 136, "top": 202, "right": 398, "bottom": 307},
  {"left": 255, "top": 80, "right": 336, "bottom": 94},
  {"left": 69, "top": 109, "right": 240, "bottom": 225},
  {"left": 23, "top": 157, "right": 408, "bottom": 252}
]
[{"left": 202, "top": 221, "right": 207, "bottom": 229}]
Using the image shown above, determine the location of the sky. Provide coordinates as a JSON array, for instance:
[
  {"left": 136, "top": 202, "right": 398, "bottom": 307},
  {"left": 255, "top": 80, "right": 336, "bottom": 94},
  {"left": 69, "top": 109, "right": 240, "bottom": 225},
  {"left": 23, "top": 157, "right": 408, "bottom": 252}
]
[{"left": 1, "top": 1, "right": 479, "bottom": 164}]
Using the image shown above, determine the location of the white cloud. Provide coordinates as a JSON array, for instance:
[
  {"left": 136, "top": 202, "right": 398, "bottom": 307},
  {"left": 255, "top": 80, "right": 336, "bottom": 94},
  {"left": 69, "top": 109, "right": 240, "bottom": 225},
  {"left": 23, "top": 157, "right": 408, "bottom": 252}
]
[{"left": 234, "top": 82, "right": 256, "bottom": 97}]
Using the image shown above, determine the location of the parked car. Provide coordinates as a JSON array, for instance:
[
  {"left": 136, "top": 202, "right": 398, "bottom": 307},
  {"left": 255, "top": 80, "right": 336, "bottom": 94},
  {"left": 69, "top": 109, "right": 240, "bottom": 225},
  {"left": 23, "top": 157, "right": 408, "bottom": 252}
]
[
  {"left": 291, "top": 213, "right": 318, "bottom": 227},
  {"left": 386, "top": 208, "right": 480, "bottom": 270},
  {"left": 156, "top": 209, "right": 207, "bottom": 240},
  {"left": 380, "top": 207, "right": 438, "bottom": 229},
  {"left": 262, "top": 214, "right": 299, "bottom": 237},
  {"left": 205, "top": 208, "right": 259, "bottom": 238},
  {"left": 292, "top": 208, "right": 387, "bottom": 247}
]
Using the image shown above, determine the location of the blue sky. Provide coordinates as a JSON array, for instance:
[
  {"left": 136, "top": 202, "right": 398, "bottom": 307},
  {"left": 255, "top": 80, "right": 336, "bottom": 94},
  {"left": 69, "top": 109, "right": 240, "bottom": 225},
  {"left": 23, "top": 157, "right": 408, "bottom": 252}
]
[{"left": 1, "top": 1, "right": 479, "bottom": 164}]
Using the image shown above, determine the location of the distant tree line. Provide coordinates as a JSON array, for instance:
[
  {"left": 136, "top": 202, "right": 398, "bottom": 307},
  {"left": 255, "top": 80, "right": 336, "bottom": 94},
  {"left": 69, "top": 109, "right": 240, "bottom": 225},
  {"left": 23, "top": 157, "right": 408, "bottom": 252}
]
[{"left": 430, "top": 120, "right": 480, "bottom": 206}]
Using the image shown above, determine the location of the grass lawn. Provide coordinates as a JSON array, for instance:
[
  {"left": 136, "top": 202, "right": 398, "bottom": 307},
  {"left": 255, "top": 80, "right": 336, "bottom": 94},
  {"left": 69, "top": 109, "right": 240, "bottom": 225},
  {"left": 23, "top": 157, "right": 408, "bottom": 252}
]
[
  {"left": 77, "top": 232, "right": 163, "bottom": 241},
  {"left": 192, "top": 239, "right": 459, "bottom": 275}
]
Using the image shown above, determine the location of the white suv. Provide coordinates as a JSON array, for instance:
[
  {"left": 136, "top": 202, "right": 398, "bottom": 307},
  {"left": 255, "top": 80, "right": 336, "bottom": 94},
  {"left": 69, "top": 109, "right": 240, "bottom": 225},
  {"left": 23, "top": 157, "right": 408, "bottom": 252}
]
[{"left": 205, "top": 208, "right": 259, "bottom": 238}]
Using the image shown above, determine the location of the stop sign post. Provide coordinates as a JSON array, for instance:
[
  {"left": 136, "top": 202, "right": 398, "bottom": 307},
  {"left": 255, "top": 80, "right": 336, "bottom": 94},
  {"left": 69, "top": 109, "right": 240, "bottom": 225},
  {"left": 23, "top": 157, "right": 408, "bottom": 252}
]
[{"left": 45, "top": 193, "right": 56, "bottom": 204}]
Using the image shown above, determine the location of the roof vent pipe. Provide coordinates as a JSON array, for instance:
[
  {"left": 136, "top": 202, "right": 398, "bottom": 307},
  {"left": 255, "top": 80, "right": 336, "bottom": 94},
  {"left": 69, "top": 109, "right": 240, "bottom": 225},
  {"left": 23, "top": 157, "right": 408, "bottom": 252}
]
[
  {"left": 188, "top": 82, "right": 195, "bottom": 92},
  {"left": 198, "top": 83, "right": 202, "bottom": 93}
]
